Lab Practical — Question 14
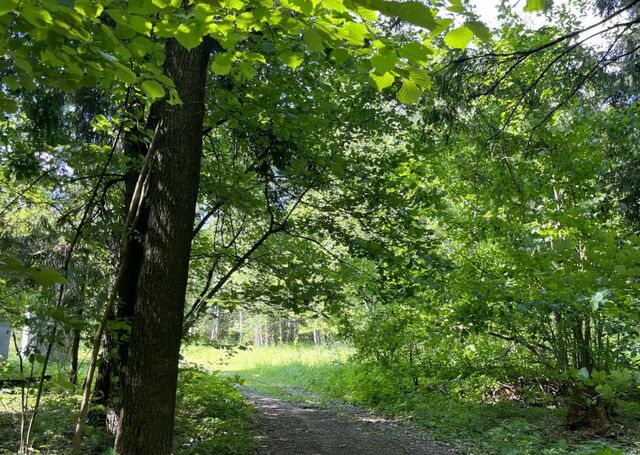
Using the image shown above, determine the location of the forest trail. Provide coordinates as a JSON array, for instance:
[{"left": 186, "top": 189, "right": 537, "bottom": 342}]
[{"left": 243, "top": 389, "right": 457, "bottom": 455}]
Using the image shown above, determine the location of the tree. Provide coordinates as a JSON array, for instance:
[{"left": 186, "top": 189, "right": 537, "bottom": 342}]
[{"left": 3, "top": 0, "right": 488, "bottom": 452}]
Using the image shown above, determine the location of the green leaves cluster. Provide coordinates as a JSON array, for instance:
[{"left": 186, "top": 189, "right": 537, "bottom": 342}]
[{"left": 1, "top": 0, "right": 495, "bottom": 110}]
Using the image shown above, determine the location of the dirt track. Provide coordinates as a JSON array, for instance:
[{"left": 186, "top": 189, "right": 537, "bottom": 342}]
[{"left": 244, "top": 389, "right": 457, "bottom": 455}]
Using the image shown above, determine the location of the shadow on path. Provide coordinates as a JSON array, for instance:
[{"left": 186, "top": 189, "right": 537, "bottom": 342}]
[{"left": 243, "top": 389, "right": 457, "bottom": 455}]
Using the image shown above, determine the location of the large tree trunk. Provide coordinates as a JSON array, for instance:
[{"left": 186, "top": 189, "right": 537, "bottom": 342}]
[{"left": 115, "top": 38, "right": 211, "bottom": 454}]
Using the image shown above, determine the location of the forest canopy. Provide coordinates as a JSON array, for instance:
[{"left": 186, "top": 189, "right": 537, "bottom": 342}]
[{"left": 1, "top": 0, "right": 639, "bottom": 454}]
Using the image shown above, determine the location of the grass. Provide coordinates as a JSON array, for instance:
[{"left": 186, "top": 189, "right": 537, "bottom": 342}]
[
  {"left": 183, "top": 343, "right": 352, "bottom": 400},
  {"left": 183, "top": 343, "right": 640, "bottom": 455}
]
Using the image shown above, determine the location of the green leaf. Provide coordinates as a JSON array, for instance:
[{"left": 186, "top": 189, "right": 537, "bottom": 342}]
[
  {"left": 407, "top": 69, "right": 431, "bottom": 89},
  {"left": 112, "top": 62, "right": 137, "bottom": 84},
  {"left": 303, "top": 28, "right": 325, "bottom": 53},
  {"left": 279, "top": 51, "right": 303, "bottom": 70},
  {"left": 369, "top": 72, "right": 394, "bottom": 90},
  {"left": 0, "top": 96, "right": 18, "bottom": 114},
  {"left": 211, "top": 54, "right": 234, "bottom": 75},
  {"left": 287, "top": 0, "right": 314, "bottom": 14},
  {"left": 577, "top": 367, "right": 590, "bottom": 380},
  {"left": 175, "top": 24, "right": 203, "bottom": 49},
  {"left": 465, "top": 21, "right": 492, "bottom": 42},
  {"left": 353, "top": 0, "right": 436, "bottom": 30},
  {"left": 396, "top": 79, "right": 421, "bottom": 104},
  {"left": 370, "top": 51, "right": 397, "bottom": 75},
  {"left": 238, "top": 62, "right": 256, "bottom": 80},
  {"left": 141, "top": 80, "right": 166, "bottom": 100},
  {"left": 331, "top": 47, "right": 349, "bottom": 64},
  {"left": 74, "top": 0, "right": 103, "bottom": 18},
  {"left": 0, "top": 0, "right": 17, "bottom": 16},
  {"left": 2, "top": 76, "right": 20, "bottom": 91},
  {"left": 244, "top": 51, "right": 266, "bottom": 64},
  {"left": 128, "top": 14, "right": 153, "bottom": 36},
  {"left": 20, "top": 6, "right": 54, "bottom": 28},
  {"left": 444, "top": 25, "right": 473, "bottom": 49},
  {"left": 398, "top": 42, "right": 432, "bottom": 66},
  {"left": 20, "top": 75, "right": 37, "bottom": 91},
  {"left": 524, "top": 0, "right": 551, "bottom": 12},
  {"left": 31, "top": 268, "right": 68, "bottom": 287},
  {"left": 340, "top": 22, "right": 367, "bottom": 45},
  {"left": 41, "top": 49, "right": 64, "bottom": 67},
  {"left": 321, "top": 0, "right": 347, "bottom": 12},
  {"left": 225, "top": 0, "right": 245, "bottom": 10}
]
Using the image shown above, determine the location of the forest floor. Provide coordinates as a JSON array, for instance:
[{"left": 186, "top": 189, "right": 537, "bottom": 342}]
[{"left": 244, "top": 387, "right": 456, "bottom": 455}]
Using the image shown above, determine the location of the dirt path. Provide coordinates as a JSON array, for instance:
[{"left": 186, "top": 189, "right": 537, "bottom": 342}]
[{"left": 244, "top": 389, "right": 457, "bottom": 455}]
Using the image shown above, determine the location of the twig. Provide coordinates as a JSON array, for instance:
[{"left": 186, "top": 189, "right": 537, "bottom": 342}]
[
  {"left": 24, "top": 87, "right": 132, "bottom": 449},
  {"left": 70, "top": 120, "right": 161, "bottom": 454}
]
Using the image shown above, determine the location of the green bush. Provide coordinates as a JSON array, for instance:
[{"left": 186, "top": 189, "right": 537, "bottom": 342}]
[{"left": 174, "top": 366, "right": 255, "bottom": 455}]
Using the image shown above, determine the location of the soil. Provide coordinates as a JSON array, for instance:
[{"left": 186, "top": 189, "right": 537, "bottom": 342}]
[{"left": 243, "top": 388, "right": 457, "bottom": 455}]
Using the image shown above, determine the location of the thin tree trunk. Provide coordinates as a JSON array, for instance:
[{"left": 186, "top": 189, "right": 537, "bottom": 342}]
[
  {"left": 71, "top": 278, "right": 88, "bottom": 386},
  {"left": 69, "top": 324, "right": 81, "bottom": 386},
  {"left": 92, "top": 104, "right": 152, "bottom": 433},
  {"left": 565, "top": 317, "right": 607, "bottom": 431},
  {"left": 115, "top": 38, "right": 211, "bottom": 455}
]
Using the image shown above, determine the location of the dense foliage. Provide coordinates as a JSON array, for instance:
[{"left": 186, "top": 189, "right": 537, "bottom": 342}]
[{"left": 1, "top": 0, "right": 639, "bottom": 453}]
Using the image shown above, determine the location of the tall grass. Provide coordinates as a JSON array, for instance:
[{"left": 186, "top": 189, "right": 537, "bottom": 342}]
[{"left": 183, "top": 344, "right": 353, "bottom": 400}]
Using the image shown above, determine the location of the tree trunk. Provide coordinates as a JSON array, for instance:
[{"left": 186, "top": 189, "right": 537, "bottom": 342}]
[
  {"left": 115, "top": 38, "right": 211, "bottom": 455},
  {"left": 92, "top": 313, "right": 112, "bottom": 396},
  {"left": 565, "top": 384, "right": 608, "bottom": 432},
  {"left": 69, "top": 325, "right": 81, "bottom": 385},
  {"left": 69, "top": 298, "right": 83, "bottom": 386},
  {"left": 210, "top": 305, "right": 220, "bottom": 340},
  {"left": 565, "top": 318, "right": 608, "bottom": 431},
  {"left": 92, "top": 103, "right": 152, "bottom": 433}
]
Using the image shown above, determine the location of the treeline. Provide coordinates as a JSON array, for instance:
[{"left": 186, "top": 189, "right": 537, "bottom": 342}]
[{"left": 195, "top": 307, "right": 333, "bottom": 346}]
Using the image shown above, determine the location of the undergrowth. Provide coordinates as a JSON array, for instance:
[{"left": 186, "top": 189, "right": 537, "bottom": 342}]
[
  {"left": 0, "top": 355, "right": 255, "bottom": 454},
  {"left": 183, "top": 344, "right": 640, "bottom": 455}
]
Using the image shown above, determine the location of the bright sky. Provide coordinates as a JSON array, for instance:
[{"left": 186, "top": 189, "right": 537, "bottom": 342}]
[{"left": 469, "top": 0, "right": 610, "bottom": 49}]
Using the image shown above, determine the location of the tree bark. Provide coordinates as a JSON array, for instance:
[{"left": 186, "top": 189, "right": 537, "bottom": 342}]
[
  {"left": 565, "top": 317, "right": 608, "bottom": 431},
  {"left": 115, "top": 38, "right": 211, "bottom": 454},
  {"left": 565, "top": 384, "right": 608, "bottom": 432},
  {"left": 69, "top": 299, "right": 83, "bottom": 385},
  {"left": 92, "top": 104, "right": 153, "bottom": 433},
  {"left": 69, "top": 325, "right": 81, "bottom": 385}
]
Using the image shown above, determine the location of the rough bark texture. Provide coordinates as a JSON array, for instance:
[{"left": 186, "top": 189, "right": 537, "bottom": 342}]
[
  {"left": 565, "top": 385, "right": 608, "bottom": 432},
  {"left": 69, "top": 325, "right": 80, "bottom": 385},
  {"left": 115, "top": 38, "right": 211, "bottom": 455}
]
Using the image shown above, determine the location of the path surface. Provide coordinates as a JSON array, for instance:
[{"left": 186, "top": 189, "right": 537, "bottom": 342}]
[{"left": 244, "top": 389, "right": 457, "bottom": 455}]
